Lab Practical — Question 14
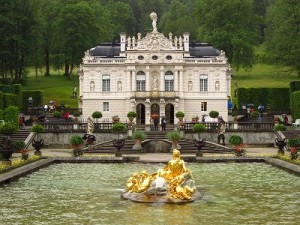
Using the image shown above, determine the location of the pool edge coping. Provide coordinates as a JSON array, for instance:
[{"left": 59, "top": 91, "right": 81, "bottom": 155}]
[{"left": 0, "top": 156, "right": 299, "bottom": 185}]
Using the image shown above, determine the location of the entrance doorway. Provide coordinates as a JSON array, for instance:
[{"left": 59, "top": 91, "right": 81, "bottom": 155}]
[
  {"left": 165, "top": 103, "right": 174, "bottom": 124},
  {"left": 150, "top": 103, "right": 160, "bottom": 117},
  {"left": 136, "top": 104, "right": 145, "bottom": 124}
]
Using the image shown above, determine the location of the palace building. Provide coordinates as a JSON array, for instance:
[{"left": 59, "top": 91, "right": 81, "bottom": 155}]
[{"left": 79, "top": 12, "right": 232, "bottom": 125}]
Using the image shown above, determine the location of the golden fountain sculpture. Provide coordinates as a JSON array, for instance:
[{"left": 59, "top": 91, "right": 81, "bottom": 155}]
[{"left": 122, "top": 149, "right": 203, "bottom": 203}]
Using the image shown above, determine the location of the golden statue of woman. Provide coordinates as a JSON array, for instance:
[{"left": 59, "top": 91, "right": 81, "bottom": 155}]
[{"left": 156, "top": 149, "right": 192, "bottom": 182}]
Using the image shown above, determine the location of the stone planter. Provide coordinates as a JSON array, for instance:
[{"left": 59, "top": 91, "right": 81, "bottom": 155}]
[
  {"left": 113, "top": 138, "right": 125, "bottom": 157},
  {"left": 193, "top": 139, "right": 206, "bottom": 157},
  {"left": 32, "top": 139, "right": 44, "bottom": 156}
]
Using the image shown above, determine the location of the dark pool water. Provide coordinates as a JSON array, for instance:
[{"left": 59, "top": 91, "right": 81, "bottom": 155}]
[{"left": 0, "top": 163, "right": 299, "bottom": 225}]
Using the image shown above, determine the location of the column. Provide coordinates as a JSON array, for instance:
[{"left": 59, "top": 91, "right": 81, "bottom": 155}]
[
  {"left": 132, "top": 70, "right": 136, "bottom": 91},
  {"left": 160, "top": 66, "right": 164, "bottom": 92},
  {"left": 146, "top": 66, "right": 150, "bottom": 91},
  {"left": 174, "top": 69, "right": 178, "bottom": 92}
]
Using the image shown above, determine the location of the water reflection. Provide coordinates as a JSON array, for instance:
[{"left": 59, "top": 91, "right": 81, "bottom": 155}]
[{"left": 0, "top": 163, "right": 299, "bottom": 224}]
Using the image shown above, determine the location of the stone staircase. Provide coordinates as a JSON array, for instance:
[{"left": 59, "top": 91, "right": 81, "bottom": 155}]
[
  {"left": 0, "top": 129, "right": 31, "bottom": 147},
  {"left": 88, "top": 130, "right": 232, "bottom": 155}
]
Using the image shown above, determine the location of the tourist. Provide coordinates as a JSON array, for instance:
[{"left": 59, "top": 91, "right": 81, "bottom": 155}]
[
  {"left": 161, "top": 116, "right": 166, "bottom": 131},
  {"left": 154, "top": 117, "right": 159, "bottom": 130}
]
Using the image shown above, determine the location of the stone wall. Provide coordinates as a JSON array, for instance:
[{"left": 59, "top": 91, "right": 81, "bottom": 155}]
[{"left": 36, "top": 130, "right": 276, "bottom": 149}]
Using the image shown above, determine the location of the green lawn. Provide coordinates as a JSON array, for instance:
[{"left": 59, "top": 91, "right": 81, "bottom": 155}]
[
  {"left": 23, "top": 68, "right": 79, "bottom": 108},
  {"left": 233, "top": 64, "right": 299, "bottom": 88}
]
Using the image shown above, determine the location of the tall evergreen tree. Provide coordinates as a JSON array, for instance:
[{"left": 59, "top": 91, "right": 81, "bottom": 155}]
[
  {"left": 265, "top": 0, "right": 300, "bottom": 76},
  {"left": 194, "top": 0, "right": 260, "bottom": 70}
]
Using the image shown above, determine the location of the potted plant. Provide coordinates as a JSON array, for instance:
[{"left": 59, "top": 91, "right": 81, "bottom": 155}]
[
  {"left": 73, "top": 111, "right": 81, "bottom": 122},
  {"left": 13, "top": 140, "right": 26, "bottom": 153},
  {"left": 127, "top": 111, "right": 137, "bottom": 127},
  {"left": 31, "top": 124, "right": 44, "bottom": 156},
  {"left": 166, "top": 131, "right": 182, "bottom": 150},
  {"left": 0, "top": 122, "right": 18, "bottom": 165},
  {"left": 112, "top": 115, "right": 120, "bottom": 123},
  {"left": 229, "top": 135, "right": 246, "bottom": 157},
  {"left": 112, "top": 122, "right": 127, "bottom": 156},
  {"left": 70, "top": 135, "right": 84, "bottom": 157},
  {"left": 273, "top": 124, "right": 287, "bottom": 131},
  {"left": 131, "top": 130, "right": 147, "bottom": 150},
  {"left": 209, "top": 111, "right": 219, "bottom": 122},
  {"left": 192, "top": 115, "right": 199, "bottom": 123},
  {"left": 52, "top": 111, "right": 61, "bottom": 119},
  {"left": 175, "top": 111, "right": 185, "bottom": 129},
  {"left": 192, "top": 123, "right": 207, "bottom": 157},
  {"left": 287, "top": 137, "right": 300, "bottom": 160},
  {"left": 92, "top": 111, "right": 102, "bottom": 122},
  {"left": 175, "top": 111, "right": 185, "bottom": 121}
]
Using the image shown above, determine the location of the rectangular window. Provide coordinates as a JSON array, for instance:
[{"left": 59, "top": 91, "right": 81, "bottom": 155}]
[
  {"left": 103, "top": 102, "right": 109, "bottom": 111},
  {"left": 165, "top": 80, "right": 174, "bottom": 91},
  {"left": 102, "top": 74, "right": 110, "bottom": 92},
  {"left": 201, "top": 102, "right": 207, "bottom": 111},
  {"left": 200, "top": 74, "right": 208, "bottom": 92},
  {"left": 136, "top": 74, "right": 146, "bottom": 91}
]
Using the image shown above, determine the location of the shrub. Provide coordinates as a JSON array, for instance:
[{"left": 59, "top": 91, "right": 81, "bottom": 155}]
[
  {"left": 175, "top": 111, "right": 185, "bottom": 118},
  {"left": 166, "top": 131, "right": 182, "bottom": 141},
  {"left": 52, "top": 111, "right": 61, "bottom": 118},
  {"left": 92, "top": 111, "right": 102, "bottom": 119},
  {"left": 273, "top": 124, "right": 287, "bottom": 131},
  {"left": 193, "top": 123, "right": 207, "bottom": 133},
  {"left": 250, "top": 111, "right": 260, "bottom": 118},
  {"left": 31, "top": 124, "right": 44, "bottom": 133},
  {"left": 4, "top": 106, "right": 19, "bottom": 126},
  {"left": 73, "top": 111, "right": 80, "bottom": 117},
  {"left": 287, "top": 137, "right": 300, "bottom": 147},
  {"left": 229, "top": 135, "right": 243, "bottom": 146},
  {"left": 209, "top": 111, "right": 219, "bottom": 119},
  {"left": 70, "top": 135, "right": 84, "bottom": 147},
  {"left": 127, "top": 111, "right": 137, "bottom": 118},
  {"left": 0, "top": 122, "right": 18, "bottom": 135},
  {"left": 131, "top": 131, "right": 147, "bottom": 140},
  {"left": 13, "top": 140, "right": 26, "bottom": 152},
  {"left": 112, "top": 123, "right": 127, "bottom": 132}
]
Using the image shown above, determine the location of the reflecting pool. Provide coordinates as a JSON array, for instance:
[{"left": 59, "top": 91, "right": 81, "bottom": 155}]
[{"left": 0, "top": 163, "right": 299, "bottom": 225}]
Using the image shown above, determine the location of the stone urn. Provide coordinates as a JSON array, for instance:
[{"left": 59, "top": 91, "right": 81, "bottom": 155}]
[
  {"left": 113, "top": 138, "right": 125, "bottom": 157},
  {"left": 275, "top": 138, "right": 287, "bottom": 155},
  {"left": 1, "top": 136, "right": 14, "bottom": 165},
  {"left": 32, "top": 139, "right": 44, "bottom": 156},
  {"left": 193, "top": 139, "right": 206, "bottom": 157}
]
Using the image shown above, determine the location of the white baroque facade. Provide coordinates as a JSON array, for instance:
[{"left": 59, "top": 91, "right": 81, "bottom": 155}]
[{"left": 79, "top": 12, "right": 232, "bottom": 124}]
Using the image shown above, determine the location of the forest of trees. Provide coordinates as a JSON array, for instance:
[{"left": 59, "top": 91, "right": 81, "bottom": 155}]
[{"left": 0, "top": 0, "right": 299, "bottom": 82}]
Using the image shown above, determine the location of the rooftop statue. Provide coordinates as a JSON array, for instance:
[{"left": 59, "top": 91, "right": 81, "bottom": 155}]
[
  {"left": 122, "top": 149, "right": 202, "bottom": 203},
  {"left": 150, "top": 12, "right": 157, "bottom": 32}
]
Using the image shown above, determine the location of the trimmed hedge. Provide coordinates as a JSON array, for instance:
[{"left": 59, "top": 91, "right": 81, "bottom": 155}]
[
  {"left": 3, "top": 93, "right": 20, "bottom": 109},
  {"left": 237, "top": 88, "right": 289, "bottom": 110},
  {"left": 290, "top": 81, "right": 300, "bottom": 94},
  {"left": 21, "top": 90, "right": 43, "bottom": 110},
  {"left": 290, "top": 91, "right": 300, "bottom": 121}
]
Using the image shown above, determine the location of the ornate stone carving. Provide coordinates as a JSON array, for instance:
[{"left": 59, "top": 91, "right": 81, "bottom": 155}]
[{"left": 137, "top": 32, "right": 173, "bottom": 50}]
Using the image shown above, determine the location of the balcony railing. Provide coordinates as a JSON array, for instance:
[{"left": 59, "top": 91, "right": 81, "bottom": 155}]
[{"left": 41, "top": 121, "right": 275, "bottom": 132}]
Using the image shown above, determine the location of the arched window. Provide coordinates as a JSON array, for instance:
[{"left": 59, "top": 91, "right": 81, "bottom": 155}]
[
  {"left": 165, "top": 71, "right": 174, "bottom": 91},
  {"left": 136, "top": 71, "right": 146, "bottom": 91}
]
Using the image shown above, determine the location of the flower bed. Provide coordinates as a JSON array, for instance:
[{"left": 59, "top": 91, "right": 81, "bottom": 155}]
[
  {"left": 276, "top": 154, "right": 300, "bottom": 166},
  {"left": 0, "top": 155, "right": 42, "bottom": 174}
]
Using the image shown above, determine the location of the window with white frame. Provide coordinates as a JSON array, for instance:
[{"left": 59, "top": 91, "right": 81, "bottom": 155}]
[
  {"left": 199, "top": 74, "right": 208, "bottom": 92},
  {"left": 201, "top": 102, "right": 207, "bottom": 111},
  {"left": 136, "top": 71, "right": 146, "bottom": 91},
  {"left": 165, "top": 71, "right": 174, "bottom": 91},
  {"left": 102, "top": 74, "right": 110, "bottom": 92},
  {"left": 103, "top": 102, "right": 109, "bottom": 111}
]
